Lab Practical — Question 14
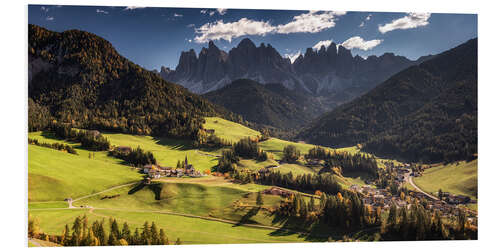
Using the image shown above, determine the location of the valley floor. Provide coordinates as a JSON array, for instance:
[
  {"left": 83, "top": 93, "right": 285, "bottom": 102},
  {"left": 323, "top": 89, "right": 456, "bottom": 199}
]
[{"left": 27, "top": 117, "right": 476, "bottom": 245}]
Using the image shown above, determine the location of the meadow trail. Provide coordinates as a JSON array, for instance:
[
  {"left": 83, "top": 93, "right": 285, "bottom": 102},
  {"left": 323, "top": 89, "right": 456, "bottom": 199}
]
[
  {"left": 195, "top": 150, "right": 221, "bottom": 158},
  {"left": 70, "top": 182, "right": 141, "bottom": 204}
]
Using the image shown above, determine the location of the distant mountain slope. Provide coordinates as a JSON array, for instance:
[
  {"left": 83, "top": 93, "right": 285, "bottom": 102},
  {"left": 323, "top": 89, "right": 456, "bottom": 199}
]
[
  {"left": 28, "top": 24, "right": 238, "bottom": 139},
  {"left": 297, "top": 38, "right": 477, "bottom": 163},
  {"left": 203, "top": 79, "right": 324, "bottom": 129},
  {"left": 161, "top": 38, "right": 430, "bottom": 102}
]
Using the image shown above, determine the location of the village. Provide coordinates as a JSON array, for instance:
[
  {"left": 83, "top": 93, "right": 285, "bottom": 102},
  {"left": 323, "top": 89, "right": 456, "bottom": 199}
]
[
  {"left": 142, "top": 157, "right": 203, "bottom": 182},
  {"left": 349, "top": 164, "right": 477, "bottom": 225}
]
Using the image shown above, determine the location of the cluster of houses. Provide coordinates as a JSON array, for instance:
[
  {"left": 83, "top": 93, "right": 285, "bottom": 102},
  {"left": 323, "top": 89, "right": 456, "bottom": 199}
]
[
  {"left": 143, "top": 157, "right": 202, "bottom": 179},
  {"left": 440, "top": 192, "right": 473, "bottom": 205},
  {"left": 350, "top": 183, "right": 477, "bottom": 224}
]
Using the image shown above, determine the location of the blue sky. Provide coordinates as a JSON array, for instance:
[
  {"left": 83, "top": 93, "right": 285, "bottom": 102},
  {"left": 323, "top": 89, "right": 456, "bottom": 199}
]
[{"left": 28, "top": 5, "right": 477, "bottom": 71}]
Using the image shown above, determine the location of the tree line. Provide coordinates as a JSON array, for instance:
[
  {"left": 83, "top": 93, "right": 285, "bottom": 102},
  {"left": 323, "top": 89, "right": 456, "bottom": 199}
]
[
  {"left": 28, "top": 138, "right": 77, "bottom": 154},
  {"left": 215, "top": 137, "right": 268, "bottom": 173},
  {"left": 276, "top": 192, "right": 380, "bottom": 230},
  {"left": 256, "top": 171, "right": 343, "bottom": 196},
  {"left": 28, "top": 214, "right": 181, "bottom": 246},
  {"left": 52, "top": 124, "right": 110, "bottom": 151},
  {"left": 305, "top": 146, "right": 378, "bottom": 176},
  {"left": 108, "top": 146, "right": 157, "bottom": 167},
  {"left": 381, "top": 202, "right": 477, "bottom": 240}
]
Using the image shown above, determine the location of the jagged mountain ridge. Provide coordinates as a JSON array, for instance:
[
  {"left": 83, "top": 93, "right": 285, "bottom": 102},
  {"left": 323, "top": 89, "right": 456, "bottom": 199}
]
[
  {"left": 162, "top": 38, "right": 431, "bottom": 99},
  {"left": 296, "top": 38, "right": 477, "bottom": 163}
]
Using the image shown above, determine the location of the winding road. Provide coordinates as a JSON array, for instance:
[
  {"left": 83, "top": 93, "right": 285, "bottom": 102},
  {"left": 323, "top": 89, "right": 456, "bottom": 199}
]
[{"left": 406, "top": 170, "right": 438, "bottom": 200}]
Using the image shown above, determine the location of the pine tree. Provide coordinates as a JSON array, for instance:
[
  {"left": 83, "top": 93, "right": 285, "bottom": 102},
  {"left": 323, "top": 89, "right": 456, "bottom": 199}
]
[
  {"left": 132, "top": 228, "right": 140, "bottom": 245},
  {"left": 159, "top": 228, "right": 169, "bottom": 245},
  {"left": 107, "top": 232, "right": 117, "bottom": 246},
  {"left": 62, "top": 224, "right": 71, "bottom": 246},
  {"left": 110, "top": 219, "right": 120, "bottom": 240},
  {"left": 71, "top": 216, "right": 82, "bottom": 245},
  {"left": 121, "top": 222, "right": 131, "bottom": 243},
  {"left": 256, "top": 192, "right": 264, "bottom": 206},
  {"left": 150, "top": 222, "right": 159, "bottom": 245}
]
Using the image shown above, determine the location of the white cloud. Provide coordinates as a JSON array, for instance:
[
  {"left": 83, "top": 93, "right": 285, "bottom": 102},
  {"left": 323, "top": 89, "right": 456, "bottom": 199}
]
[
  {"left": 188, "top": 39, "right": 192, "bottom": 43},
  {"left": 284, "top": 50, "right": 302, "bottom": 63},
  {"left": 194, "top": 11, "right": 346, "bottom": 43},
  {"left": 209, "top": 11, "right": 216, "bottom": 16},
  {"left": 200, "top": 9, "right": 207, "bottom": 14},
  {"left": 194, "top": 18, "right": 275, "bottom": 43},
  {"left": 124, "top": 6, "right": 146, "bottom": 10},
  {"left": 45, "top": 16, "right": 54, "bottom": 21},
  {"left": 312, "top": 40, "right": 333, "bottom": 51},
  {"left": 174, "top": 13, "right": 183, "bottom": 17},
  {"left": 359, "top": 14, "right": 372, "bottom": 27},
  {"left": 217, "top": 8, "right": 227, "bottom": 15},
  {"left": 341, "top": 36, "right": 382, "bottom": 51},
  {"left": 187, "top": 24, "right": 195, "bottom": 28},
  {"left": 275, "top": 11, "right": 346, "bottom": 34},
  {"left": 96, "top": 9, "right": 109, "bottom": 15},
  {"left": 40, "top": 6, "right": 49, "bottom": 12},
  {"left": 378, "top": 12, "right": 431, "bottom": 34}
]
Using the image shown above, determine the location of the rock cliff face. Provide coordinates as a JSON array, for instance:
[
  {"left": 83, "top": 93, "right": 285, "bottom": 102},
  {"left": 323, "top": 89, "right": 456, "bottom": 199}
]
[{"left": 162, "top": 38, "right": 430, "bottom": 99}]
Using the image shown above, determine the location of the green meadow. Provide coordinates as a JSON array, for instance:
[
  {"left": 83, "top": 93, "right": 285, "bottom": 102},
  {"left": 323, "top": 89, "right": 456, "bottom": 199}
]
[
  {"left": 28, "top": 144, "right": 142, "bottom": 202},
  {"left": 203, "top": 117, "right": 261, "bottom": 143},
  {"left": 29, "top": 209, "right": 308, "bottom": 244},
  {"left": 27, "top": 116, "right": 395, "bottom": 244},
  {"left": 100, "top": 132, "right": 219, "bottom": 172},
  {"left": 414, "top": 160, "right": 478, "bottom": 199}
]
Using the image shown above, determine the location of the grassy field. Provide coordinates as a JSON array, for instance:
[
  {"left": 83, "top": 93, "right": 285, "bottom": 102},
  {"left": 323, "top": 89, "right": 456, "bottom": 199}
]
[
  {"left": 29, "top": 208, "right": 309, "bottom": 244},
  {"left": 73, "top": 182, "right": 247, "bottom": 216},
  {"left": 29, "top": 131, "right": 220, "bottom": 172},
  {"left": 203, "top": 117, "right": 261, "bottom": 143},
  {"left": 27, "top": 117, "right": 388, "bottom": 244},
  {"left": 70, "top": 178, "right": 288, "bottom": 228},
  {"left": 28, "top": 144, "right": 142, "bottom": 202},
  {"left": 413, "top": 160, "right": 478, "bottom": 199},
  {"left": 101, "top": 132, "right": 219, "bottom": 172}
]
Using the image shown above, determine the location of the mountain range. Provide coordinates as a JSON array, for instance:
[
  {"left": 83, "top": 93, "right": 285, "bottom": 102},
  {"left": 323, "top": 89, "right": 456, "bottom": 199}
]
[
  {"left": 161, "top": 38, "right": 431, "bottom": 105},
  {"left": 297, "top": 38, "right": 477, "bottom": 163}
]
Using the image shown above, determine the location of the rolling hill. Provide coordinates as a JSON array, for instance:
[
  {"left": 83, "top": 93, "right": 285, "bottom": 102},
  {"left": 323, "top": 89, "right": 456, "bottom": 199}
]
[
  {"left": 297, "top": 38, "right": 477, "bottom": 163},
  {"left": 413, "top": 160, "right": 477, "bottom": 200},
  {"left": 28, "top": 24, "right": 238, "bottom": 139},
  {"left": 203, "top": 79, "right": 325, "bottom": 129}
]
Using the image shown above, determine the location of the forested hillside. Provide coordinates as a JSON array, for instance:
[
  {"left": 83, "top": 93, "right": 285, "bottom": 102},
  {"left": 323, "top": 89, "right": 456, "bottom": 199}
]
[
  {"left": 28, "top": 24, "right": 239, "bottom": 139},
  {"left": 203, "top": 79, "right": 325, "bottom": 129},
  {"left": 297, "top": 38, "right": 477, "bottom": 163}
]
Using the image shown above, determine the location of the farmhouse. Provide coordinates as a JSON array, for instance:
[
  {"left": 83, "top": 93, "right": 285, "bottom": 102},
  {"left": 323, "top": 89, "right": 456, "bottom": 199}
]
[
  {"left": 88, "top": 130, "right": 101, "bottom": 138},
  {"left": 115, "top": 146, "right": 132, "bottom": 154},
  {"left": 263, "top": 187, "right": 292, "bottom": 197},
  {"left": 143, "top": 164, "right": 155, "bottom": 174}
]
